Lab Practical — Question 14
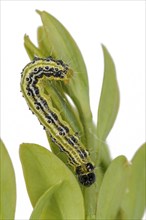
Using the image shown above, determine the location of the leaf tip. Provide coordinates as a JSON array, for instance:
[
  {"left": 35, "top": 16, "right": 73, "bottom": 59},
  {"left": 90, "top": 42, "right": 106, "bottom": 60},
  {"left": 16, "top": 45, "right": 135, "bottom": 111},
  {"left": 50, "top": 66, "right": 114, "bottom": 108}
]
[
  {"left": 24, "top": 34, "right": 29, "bottom": 42},
  {"left": 101, "top": 44, "right": 111, "bottom": 59},
  {"left": 19, "top": 143, "right": 30, "bottom": 157},
  {"left": 101, "top": 43, "right": 106, "bottom": 50},
  {"left": 36, "top": 9, "right": 42, "bottom": 16}
]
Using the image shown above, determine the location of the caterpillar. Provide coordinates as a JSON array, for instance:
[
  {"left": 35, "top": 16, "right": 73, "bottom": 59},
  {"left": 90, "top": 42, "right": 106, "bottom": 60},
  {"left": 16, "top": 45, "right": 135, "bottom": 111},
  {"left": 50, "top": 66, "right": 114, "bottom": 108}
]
[{"left": 20, "top": 56, "right": 95, "bottom": 186}]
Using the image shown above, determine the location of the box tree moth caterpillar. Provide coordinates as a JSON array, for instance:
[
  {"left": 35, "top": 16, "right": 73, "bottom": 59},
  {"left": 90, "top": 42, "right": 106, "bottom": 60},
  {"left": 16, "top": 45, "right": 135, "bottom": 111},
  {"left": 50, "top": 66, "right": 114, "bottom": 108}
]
[{"left": 20, "top": 57, "right": 95, "bottom": 186}]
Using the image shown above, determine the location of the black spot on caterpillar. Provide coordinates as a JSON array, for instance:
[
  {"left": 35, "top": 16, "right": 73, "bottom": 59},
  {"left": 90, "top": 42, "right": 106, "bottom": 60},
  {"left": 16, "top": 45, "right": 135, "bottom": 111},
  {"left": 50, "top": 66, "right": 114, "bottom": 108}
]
[{"left": 20, "top": 56, "right": 96, "bottom": 186}]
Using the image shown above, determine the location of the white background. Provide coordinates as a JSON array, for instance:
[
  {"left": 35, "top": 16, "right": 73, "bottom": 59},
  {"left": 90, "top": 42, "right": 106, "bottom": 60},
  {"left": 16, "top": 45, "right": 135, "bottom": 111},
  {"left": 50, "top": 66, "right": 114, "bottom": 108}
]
[{"left": 1, "top": 1, "right": 145, "bottom": 219}]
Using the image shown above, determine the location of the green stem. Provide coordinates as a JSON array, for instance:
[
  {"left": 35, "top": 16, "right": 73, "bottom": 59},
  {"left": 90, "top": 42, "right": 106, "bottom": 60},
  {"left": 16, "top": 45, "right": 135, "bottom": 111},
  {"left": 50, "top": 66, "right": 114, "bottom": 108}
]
[{"left": 83, "top": 121, "right": 99, "bottom": 220}]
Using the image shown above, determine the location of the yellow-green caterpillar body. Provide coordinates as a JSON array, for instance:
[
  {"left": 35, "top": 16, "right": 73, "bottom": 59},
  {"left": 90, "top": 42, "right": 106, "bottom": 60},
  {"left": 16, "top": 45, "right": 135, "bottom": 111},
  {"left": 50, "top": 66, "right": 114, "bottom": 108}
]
[{"left": 20, "top": 57, "right": 95, "bottom": 186}]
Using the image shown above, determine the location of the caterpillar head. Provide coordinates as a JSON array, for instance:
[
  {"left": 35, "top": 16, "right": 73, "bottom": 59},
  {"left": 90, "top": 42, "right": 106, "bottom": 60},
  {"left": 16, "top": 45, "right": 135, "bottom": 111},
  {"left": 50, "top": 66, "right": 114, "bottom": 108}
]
[
  {"left": 76, "top": 163, "right": 96, "bottom": 186},
  {"left": 78, "top": 172, "right": 96, "bottom": 186}
]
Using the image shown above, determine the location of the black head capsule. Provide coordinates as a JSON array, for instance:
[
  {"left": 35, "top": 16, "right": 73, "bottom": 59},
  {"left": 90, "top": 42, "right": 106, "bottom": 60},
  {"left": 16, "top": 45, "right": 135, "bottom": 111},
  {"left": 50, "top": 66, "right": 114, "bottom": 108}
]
[
  {"left": 76, "top": 163, "right": 96, "bottom": 186},
  {"left": 78, "top": 173, "right": 96, "bottom": 187}
]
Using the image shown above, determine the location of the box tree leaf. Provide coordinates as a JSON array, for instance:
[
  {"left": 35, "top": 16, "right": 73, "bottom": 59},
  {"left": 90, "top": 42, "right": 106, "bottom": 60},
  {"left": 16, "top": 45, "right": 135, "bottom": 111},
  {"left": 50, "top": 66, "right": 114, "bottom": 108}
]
[
  {"left": 96, "top": 155, "right": 129, "bottom": 219},
  {"left": 121, "top": 143, "right": 146, "bottom": 219},
  {"left": 97, "top": 45, "right": 120, "bottom": 141},
  {"left": 19, "top": 143, "right": 84, "bottom": 215},
  {"left": 0, "top": 139, "right": 16, "bottom": 219},
  {"left": 30, "top": 181, "right": 85, "bottom": 220}
]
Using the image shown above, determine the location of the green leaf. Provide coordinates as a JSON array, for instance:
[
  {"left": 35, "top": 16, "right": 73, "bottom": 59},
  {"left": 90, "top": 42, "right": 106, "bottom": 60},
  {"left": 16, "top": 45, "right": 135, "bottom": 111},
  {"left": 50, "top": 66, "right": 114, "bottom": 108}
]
[
  {"left": 30, "top": 182, "right": 62, "bottom": 220},
  {"left": 97, "top": 45, "right": 120, "bottom": 140},
  {"left": 0, "top": 139, "right": 16, "bottom": 219},
  {"left": 24, "top": 34, "right": 43, "bottom": 59},
  {"left": 37, "top": 26, "right": 50, "bottom": 57},
  {"left": 121, "top": 143, "right": 146, "bottom": 219},
  {"left": 19, "top": 143, "right": 84, "bottom": 212},
  {"left": 30, "top": 181, "right": 85, "bottom": 220},
  {"left": 96, "top": 156, "right": 129, "bottom": 220},
  {"left": 97, "top": 141, "right": 111, "bottom": 171}
]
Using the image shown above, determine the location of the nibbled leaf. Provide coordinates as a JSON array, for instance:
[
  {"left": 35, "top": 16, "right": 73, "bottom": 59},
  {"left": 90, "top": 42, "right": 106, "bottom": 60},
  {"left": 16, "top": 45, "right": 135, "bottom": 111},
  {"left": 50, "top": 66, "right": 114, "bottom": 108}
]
[
  {"left": 19, "top": 143, "right": 84, "bottom": 212},
  {"left": 121, "top": 143, "right": 146, "bottom": 219},
  {"left": 97, "top": 45, "right": 120, "bottom": 140},
  {"left": 0, "top": 139, "right": 16, "bottom": 219},
  {"left": 96, "top": 156, "right": 129, "bottom": 220},
  {"left": 30, "top": 181, "right": 85, "bottom": 220}
]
